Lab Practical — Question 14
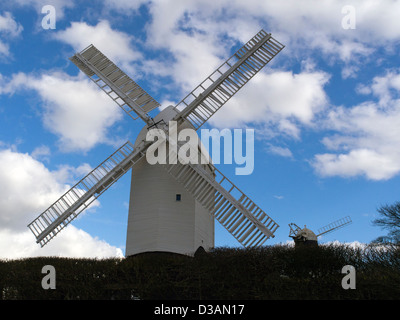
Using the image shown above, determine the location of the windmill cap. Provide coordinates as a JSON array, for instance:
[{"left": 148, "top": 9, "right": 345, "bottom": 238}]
[{"left": 296, "top": 227, "right": 318, "bottom": 241}]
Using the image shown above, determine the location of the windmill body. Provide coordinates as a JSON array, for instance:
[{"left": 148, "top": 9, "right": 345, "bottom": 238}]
[
  {"left": 289, "top": 224, "right": 318, "bottom": 247},
  {"left": 27, "top": 29, "right": 284, "bottom": 256},
  {"left": 126, "top": 106, "right": 215, "bottom": 256},
  {"left": 288, "top": 216, "right": 352, "bottom": 247}
]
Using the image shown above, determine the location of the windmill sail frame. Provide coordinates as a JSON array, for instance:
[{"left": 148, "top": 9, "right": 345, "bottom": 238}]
[
  {"left": 162, "top": 150, "right": 279, "bottom": 247},
  {"left": 28, "top": 141, "right": 148, "bottom": 247},
  {"left": 317, "top": 216, "right": 352, "bottom": 237},
  {"left": 173, "top": 29, "right": 284, "bottom": 130},
  {"left": 70, "top": 45, "right": 159, "bottom": 125}
]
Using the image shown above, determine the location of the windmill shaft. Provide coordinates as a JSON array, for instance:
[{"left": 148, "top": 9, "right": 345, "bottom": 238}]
[
  {"left": 173, "top": 29, "right": 284, "bottom": 130},
  {"left": 28, "top": 141, "right": 147, "bottom": 247}
]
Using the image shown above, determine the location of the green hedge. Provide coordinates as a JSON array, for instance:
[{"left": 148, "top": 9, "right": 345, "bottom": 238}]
[{"left": 1, "top": 244, "right": 399, "bottom": 300}]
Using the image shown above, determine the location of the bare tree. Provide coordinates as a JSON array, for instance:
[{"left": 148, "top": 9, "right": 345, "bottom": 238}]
[{"left": 372, "top": 202, "right": 400, "bottom": 244}]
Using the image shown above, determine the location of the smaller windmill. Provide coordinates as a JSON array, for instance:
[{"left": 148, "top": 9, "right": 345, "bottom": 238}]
[{"left": 288, "top": 216, "right": 352, "bottom": 247}]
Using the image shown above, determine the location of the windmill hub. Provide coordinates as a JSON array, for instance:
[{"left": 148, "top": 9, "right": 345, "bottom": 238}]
[
  {"left": 136, "top": 105, "right": 211, "bottom": 167},
  {"left": 137, "top": 105, "right": 195, "bottom": 147}
]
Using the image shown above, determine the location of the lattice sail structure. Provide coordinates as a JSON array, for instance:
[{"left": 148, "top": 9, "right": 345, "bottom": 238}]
[
  {"left": 28, "top": 141, "right": 148, "bottom": 247},
  {"left": 70, "top": 45, "right": 159, "bottom": 124},
  {"left": 317, "top": 216, "right": 352, "bottom": 237},
  {"left": 28, "top": 29, "right": 284, "bottom": 254},
  {"left": 162, "top": 150, "right": 279, "bottom": 247},
  {"left": 173, "top": 29, "right": 284, "bottom": 130},
  {"left": 288, "top": 223, "right": 301, "bottom": 238}
]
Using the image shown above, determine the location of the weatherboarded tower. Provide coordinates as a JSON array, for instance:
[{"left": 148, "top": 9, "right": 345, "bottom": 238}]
[{"left": 126, "top": 106, "right": 215, "bottom": 256}]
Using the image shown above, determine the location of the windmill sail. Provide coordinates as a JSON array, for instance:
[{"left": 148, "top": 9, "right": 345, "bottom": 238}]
[
  {"left": 162, "top": 151, "right": 279, "bottom": 247},
  {"left": 317, "top": 216, "right": 352, "bottom": 237},
  {"left": 173, "top": 29, "right": 284, "bottom": 130},
  {"left": 28, "top": 141, "right": 148, "bottom": 247},
  {"left": 70, "top": 45, "right": 159, "bottom": 125},
  {"left": 288, "top": 223, "right": 301, "bottom": 238}
]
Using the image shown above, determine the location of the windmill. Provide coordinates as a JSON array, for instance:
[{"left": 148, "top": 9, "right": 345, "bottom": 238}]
[
  {"left": 27, "top": 29, "right": 285, "bottom": 256},
  {"left": 288, "top": 216, "right": 352, "bottom": 247}
]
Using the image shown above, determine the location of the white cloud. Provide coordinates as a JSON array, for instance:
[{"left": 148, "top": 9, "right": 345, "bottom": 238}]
[
  {"left": 140, "top": 0, "right": 400, "bottom": 88},
  {"left": 31, "top": 145, "right": 51, "bottom": 161},
  {"left": 0, "top": 227, "right": 123, "bottom": 259},
  {"left": 268, "top": 145, "right": 293, "bottom": 158},
  {"left": 0, "top": 148, "right": 74, "bottom": 231},
  {"left": 142, "top": 0, "right": 263, "bottom": 94},
  {"left": 0, "top": 12, "right": 23, "bottom": 37},
  {"left": 0, "top": 12, "right": 23, "bottom": 57},
  {"left": 144, "top": 28, "right": 228, "bottom": 93},
  {"left": 368, "top": 70, "right": 400, "bottom": 106},
  {"left": 313, "top": 149, "right": 400, "bottom": 181},
  {"left": 241, "top": 0, "right": 400, "bottom": 52},
  {"left": 312, "top": 70, "right": 400, "bottom": 180},
  {"left": 208, "top": 69, "right": 330, "bottom": 137},
  {"left": 4, "top": 71, "right": 123, "bottom": 152},
  {"left": 0, "top": 147, "right": 122, "bottom": 259},
  {"left": 51, "top": 162, "right": 93, "bottom": 185}
]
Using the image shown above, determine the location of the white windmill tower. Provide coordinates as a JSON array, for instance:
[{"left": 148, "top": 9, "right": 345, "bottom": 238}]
[
  {"left": 288, "top": 216, "right": 352, "bottom": 247},
  {"left": 27, "top": 29, "right": 285, "bottom": 256}
]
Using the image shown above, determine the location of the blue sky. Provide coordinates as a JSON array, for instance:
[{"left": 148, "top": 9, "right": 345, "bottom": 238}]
[{"left": 0, "top": 0, "right": 400, "bottom": 258}]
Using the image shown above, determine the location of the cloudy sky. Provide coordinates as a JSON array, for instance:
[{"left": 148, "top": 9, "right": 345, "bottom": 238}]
[{"left": 0, "top": 0, "right": 399, "bottom": 258}]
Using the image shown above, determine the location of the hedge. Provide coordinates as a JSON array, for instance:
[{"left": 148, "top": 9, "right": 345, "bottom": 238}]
[{"left": 1, "top": 244, "right": 399, "bottom": 300}]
